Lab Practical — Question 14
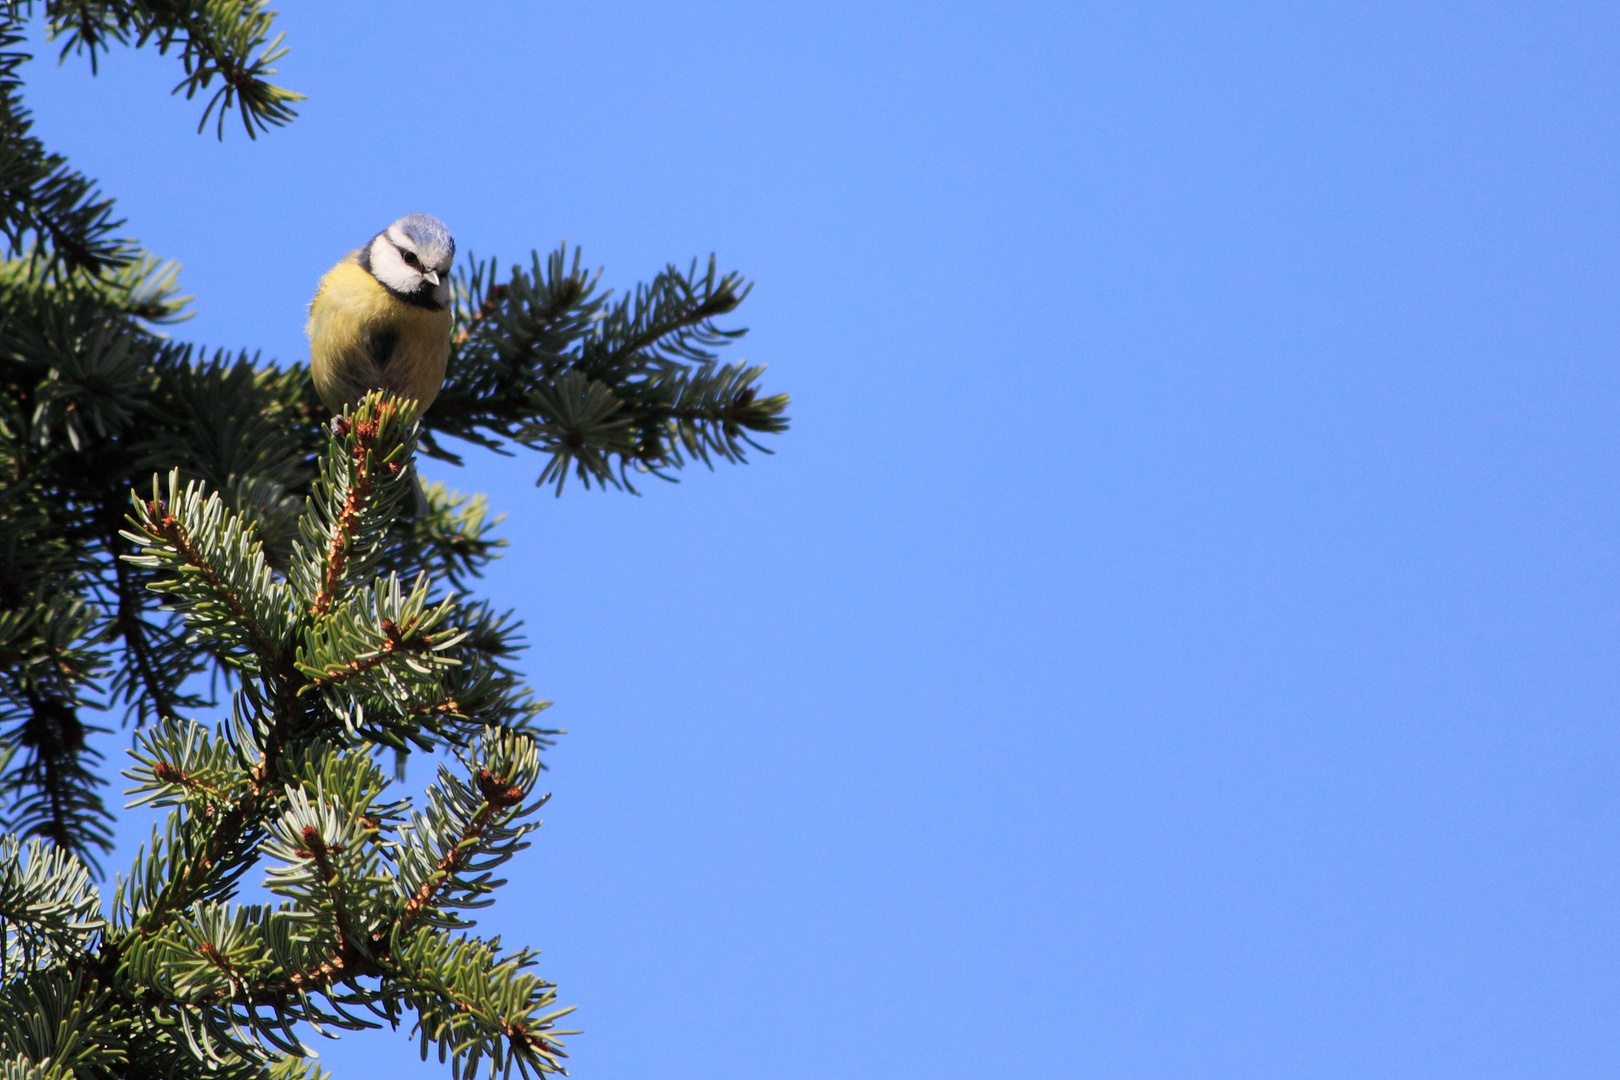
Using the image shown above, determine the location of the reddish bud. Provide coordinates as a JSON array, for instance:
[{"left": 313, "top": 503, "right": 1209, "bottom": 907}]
[{"left": 477, "top": 769, "right": 526, "bottom": 808}]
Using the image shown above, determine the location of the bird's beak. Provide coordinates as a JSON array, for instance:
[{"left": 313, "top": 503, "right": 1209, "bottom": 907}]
[{"left": 423, "top": 270, "right": 441, "bottom": 286}]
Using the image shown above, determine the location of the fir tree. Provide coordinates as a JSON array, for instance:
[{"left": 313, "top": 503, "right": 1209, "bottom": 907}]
[{"left": 0, "top": 3, "right": 788, "bottom": 1076}]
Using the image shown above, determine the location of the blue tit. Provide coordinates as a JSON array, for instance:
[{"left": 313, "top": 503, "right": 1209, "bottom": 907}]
[{"left": 307, "top": 212, "right": 456, "bottom": 415}]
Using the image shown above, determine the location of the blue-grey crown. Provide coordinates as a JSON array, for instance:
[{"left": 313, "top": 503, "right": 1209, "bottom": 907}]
[{"left": 395, "top": 212, "right": 455, "bottom": 262}]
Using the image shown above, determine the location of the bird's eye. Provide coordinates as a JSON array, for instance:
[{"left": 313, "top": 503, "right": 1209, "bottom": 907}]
[{"left": 402, "top": 250, "right": 421, "bottom": 268}]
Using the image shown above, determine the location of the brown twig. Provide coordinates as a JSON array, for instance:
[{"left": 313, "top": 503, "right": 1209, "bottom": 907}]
[
  {"left": 303, "top": 618, "right": 437, "bottom": 687},
  {"left": 396, "top": 768, "right": 525, "bottom": 935},
  {"left": 310, "top": 407, "right": 391, "bottom": 616}
]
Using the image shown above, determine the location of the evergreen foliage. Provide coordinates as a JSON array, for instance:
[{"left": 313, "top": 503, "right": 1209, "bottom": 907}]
[{"left": 0, "top": 3, "right": 788, "bottom": 1075}]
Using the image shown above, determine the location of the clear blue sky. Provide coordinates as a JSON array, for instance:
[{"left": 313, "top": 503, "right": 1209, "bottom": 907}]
[{"left": 23, "top": 2, "right": 1620, "bottom": 1077}]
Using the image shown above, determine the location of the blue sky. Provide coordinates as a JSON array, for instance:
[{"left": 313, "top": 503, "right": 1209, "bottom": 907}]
[{"left": 22, "top": 2, "right": 1620, "bottom": 1077}]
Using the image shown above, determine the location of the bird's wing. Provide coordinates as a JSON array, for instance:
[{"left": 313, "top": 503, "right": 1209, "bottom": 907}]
[{"left": 365, "top": 325, "right": 400, "bottom": 371}]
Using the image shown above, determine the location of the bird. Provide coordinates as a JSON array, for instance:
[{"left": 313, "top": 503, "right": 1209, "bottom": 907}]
[{"left": 307, "top": 212, "right": 456, "bottom": 416}]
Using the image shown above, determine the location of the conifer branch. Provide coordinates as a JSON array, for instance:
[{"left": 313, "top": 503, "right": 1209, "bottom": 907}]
[
  {"left": 396, "top": 765, "right": 527, "bottom": 936},
  {"left": 6, "top": 692, "right": 109, "bottom": 860},
  {"left": 0, "top": 9, "right": 789, "bottom": 1064},
  {"left": 0, "top": 836, "right": 101, "bottom": 968},
  {"left": 122, "top": 471, "right": 288, "bottom": 673},
  {"left": 299, "top": 825, "right": 361, "bottom": 971},
  {"left": 108, "top": 539, "right": 181, "bottom": 726},
  {"left": 425, "top": 249, "right": 790, "bottom": 492},
  {"left": 122, "top": 779, "right": 261, "bottom": 940},
  {"left": 298, "top": 611, "right": 457, "bottom": 690},
  {"left": 23, "top": 0, "right": 305, "bottom": 138},
  {"left": 0, "top": 21, "right": 131, "bottom": 276},
  {"left": 292, "top": 395, "right": 417, "bottom": 619},
  {"left": 311, "top": 418, "right": 378, "bottom": 617}
]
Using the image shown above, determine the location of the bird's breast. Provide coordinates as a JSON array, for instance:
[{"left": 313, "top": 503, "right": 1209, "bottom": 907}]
[{"left": 308, "top": 256, "right": 452, "bottom": 413}]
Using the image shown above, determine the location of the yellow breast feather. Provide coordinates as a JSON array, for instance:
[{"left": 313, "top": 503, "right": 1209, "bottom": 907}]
[{"left": 307, "top": 252, "right": 453, "bottom": 414}]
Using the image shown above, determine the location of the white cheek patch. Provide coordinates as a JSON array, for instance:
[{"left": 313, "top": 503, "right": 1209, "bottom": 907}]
[{"left": 369, "top": 236, "right": 424, "bottom": 294}]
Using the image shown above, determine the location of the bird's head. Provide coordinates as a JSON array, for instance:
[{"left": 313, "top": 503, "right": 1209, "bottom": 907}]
[{"left": 366, "top": 212, "right": 455, "bottom": 307}]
